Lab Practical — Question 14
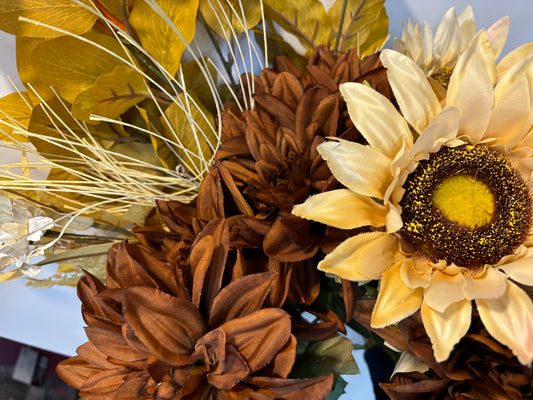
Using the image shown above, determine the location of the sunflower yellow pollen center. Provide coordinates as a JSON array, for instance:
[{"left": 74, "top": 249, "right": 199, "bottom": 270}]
[{"left": 432, "top": 175, "right": 494, "bottom": 227}]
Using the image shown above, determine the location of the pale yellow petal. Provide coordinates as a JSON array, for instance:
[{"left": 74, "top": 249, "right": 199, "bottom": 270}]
[
  {"left": 477, "top": 281, "right": 533, "bottom": 366},
  {"left": 448, "top": 30, "right": 496, "bottom": 108},
  {"left": 409, "top": 105, "right": 460, "bottom": 161},
  {"left": 485, "top": 55, "right": 533, "bottom": 147},
  {"left": 423, "top": 269, "right": 466, "bottom": 313},
  {"left": 448, "top": 58, "right": 494, "bottom": 143},
  {"left": 419, "top": 22, "right": 433, "bottom": 72},
  {"left": 317, "top": 232, "right": 398, "bottom": 281},
  {"left": 371, "top": 262, "right": 423, "bottom": 328},
  {"left": 421, "top": 299, "right": 471, "bottom": 362},
  {"left": 500, "top": 248, "right": 533, "bottom": 286},
  {"left": 339, "top": 82, "right": 413, "bottom": 158},
  {"left": 381, "top": 49, "right": 441, "bottom": 134},
  {"left": 462, "top": 267, "right": 507, "bottom": 300},
  {"left": 487, "top": 16, "right": 509, "bottom": 59},
  {"left": 400, "top": 258, "right": 432, "bottom": 289},
  {"left": 317, "top": 139, "right": 392, "bottom": 199},
  {"left": 292, "top": 189, "right": 387, "bottom": 230},
  {"left": 497, "top": 43, "right": 533, "bottom": 80},
  {"left": 457, "top": 6, "right": 475, "bottom": 49},
  {"left": 433, "top": 7, "right": 461, "bottom": 68}
]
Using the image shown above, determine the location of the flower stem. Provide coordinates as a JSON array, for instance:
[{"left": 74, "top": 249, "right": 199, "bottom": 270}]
[
  {"left": 333, "top": 0, "right": 348, "bottom": 56},
  {"left": 197, "top": 11, "right": 237, "bottom": 90}
]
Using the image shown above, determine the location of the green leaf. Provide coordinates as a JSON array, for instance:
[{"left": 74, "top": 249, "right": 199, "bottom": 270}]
[
  {"left": 180, "top": 60, "right": 218, "bottom": 116},
  {"left": 199, "top": 0, "right": 261, "bottom": 39},
  {"left": 129, "top": 0, "right": 199, "bottom": 78},
  {"left": 31, "top": 32, "right": 131, "bottom": 104},
  {"left": 0, "top": 0, "right": 97, "bottom": 38},
  {"left": 263, "top": 0, "right": 333, "bottom": 54},
  {"left": 328, "top": 0, "right": 388, "bottom": 56},
  {"left": 327, "top": 376, "right": 348, "bottom": 400},
  {"left": 159, "top": 93, "right": 216, "bottom": 176},
  {"left": 72, "top": 66, "right": 151, "bottom": 122},
  {"left": 291, "top": 335, "right": 360, "bottom": 382}
]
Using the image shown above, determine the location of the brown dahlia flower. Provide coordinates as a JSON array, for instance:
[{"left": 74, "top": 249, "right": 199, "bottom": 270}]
[
  {"left": 135, "top": 45, "right": 390, "bottom": 313},
  {"left": 353, "top": 299, "right": 533, "bottom": 400},
  {"left": 57, "top": 219, "right": 333, "bottom": 399}
]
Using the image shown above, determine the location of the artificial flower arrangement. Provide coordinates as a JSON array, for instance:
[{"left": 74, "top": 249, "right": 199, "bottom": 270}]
[{"left": 0, "top": 0, "right": 532, "bottom": 399}]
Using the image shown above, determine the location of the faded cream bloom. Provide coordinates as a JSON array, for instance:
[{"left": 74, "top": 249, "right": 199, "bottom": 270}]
[
  {"left": 294, "top": 31, "right": 533, "bottom": 365},
  {"left": 393, "top": 7, "right": 509, "bottom": 81}
]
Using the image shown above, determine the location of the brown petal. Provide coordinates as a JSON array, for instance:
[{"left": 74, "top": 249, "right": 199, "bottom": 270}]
[
  {"left": 243, "top": 374, "right": 334, "bottom": 400},
  {"left": 105, "top": 241, "right": 160, "bottom": 290},
  {"left": 264, "top": 334, "right": 297, "bottom": 379},
  {"left": 380, "top": 374, "right": 450, "bottom": 400},
  {"left": 189, "top": 219, "right": 229, "bottom": 314},
  {"left": 79, "top": 369, "right": 131, "bottom": 400},
  {"left": 156, "top": 199, "right": 196, "bottom": 235},
  {"left": 208, "top": 272, "right": 277, "bottom": 328},
  {"left": 263, "top": 215, "right": 320, "bottom": 263},
  {"left": 123, "top": 287, "right": 206, "bottom": 365},
  {"left": 84, "top": 326, "right": 147, "bottom": 363},
  {"left": 56, "top": 356, "right": 102, "bottom": 389},
  {"left": 77, "top": 342, "right": 121, "bottom": 370},
  {"left": 219, "top": 308, "right": 291, "bottom": 373}
]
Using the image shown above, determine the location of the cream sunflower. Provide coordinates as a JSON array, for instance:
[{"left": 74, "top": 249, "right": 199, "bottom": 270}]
[
  {"left": 293, "top": 31, "right": 533, "bottom": 365},
  {"left": 393, "top": 6, "right": 509, "bottom": 87}
]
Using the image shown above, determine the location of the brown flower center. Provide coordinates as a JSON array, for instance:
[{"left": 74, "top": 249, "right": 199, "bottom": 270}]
[{"left": 399, "top": 145, "right": 531, "bottom": 268}]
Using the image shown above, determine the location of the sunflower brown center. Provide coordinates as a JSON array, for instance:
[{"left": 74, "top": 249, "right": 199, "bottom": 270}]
[{"left": 399, "top": 145, "right": 531, "bottom": 268}]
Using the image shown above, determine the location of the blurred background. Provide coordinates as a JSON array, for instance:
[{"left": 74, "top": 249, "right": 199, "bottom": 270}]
[{"left": 0, "top": 1, "right": 531, "bottom": 399}]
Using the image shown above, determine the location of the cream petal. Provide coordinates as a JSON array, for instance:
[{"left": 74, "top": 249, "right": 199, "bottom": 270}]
[
  {"left": 487, "top": 16, "right": 509, "bottom": 59},
  {"left": 477, "top": 281, "right": 533, "bottom": 366},
  {"left": 485, "top": 55, "right": 533, "bottom": 147},
  {"left": 433, "top": 7, "right": 461, "bottom": 68},
  {"left": 423, "top": 269, "right": 466, "bottom": 313},
  {"left": 497, "top": 43, "right": 533, "bottom": 80},
  {"left": 462, "top": 267, "right": 507, "bottom": 300},
  {"left": 421, "top": 299, "right": 472, "bottom": 362},
  {"left": 409, "top": 106, "right": 460, "bottom": 161},
  {"left": 500, "top": 249, "right": 533, "bottom": 286},
  {"left": 339, "top": 82, "right": 413, "bottom": 158},
  {"left": 457, "top": 6, "right": 476, "bottom": 49},
  {"left": 419, "top": 21, "right": 433, "bottom": 72},
  {"left": 381, "top": 49, "right": 441, "bottom": 134},
  {"left": 449, "top": 58, "right": 494, "bottom": 143},
  {"left": 292, "top": 188, "right": 388, "bottom": 230},
  {"left": 317, "top": 139, "right": 392, "bottom": 199},
  {"left": 317, "top": 232, "right": 398, "bottom": 281},
  {"left": 448, "top": 31, "right": 496, "bottom": 108},
  {"left": 371, "top": 262, "right": 423, "bottom": 328},
  {"left": 400, "top": 258, "right": 432, "bottom": 289}
]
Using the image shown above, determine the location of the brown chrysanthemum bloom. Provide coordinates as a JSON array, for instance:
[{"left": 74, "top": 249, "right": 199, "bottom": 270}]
[
  {"left": 136, "top": 45, "right": 390, "bottom": 312},
  {"left": 57, "top": 219, "right": 333, "bottom": 399},
  {"left": 353, "top": 299, "right": 533, "bottom": 400}
]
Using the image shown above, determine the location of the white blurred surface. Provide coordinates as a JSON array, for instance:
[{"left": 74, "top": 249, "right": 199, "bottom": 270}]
[{"left": 0, "top": 2, "right": 529, "bottom": 398}]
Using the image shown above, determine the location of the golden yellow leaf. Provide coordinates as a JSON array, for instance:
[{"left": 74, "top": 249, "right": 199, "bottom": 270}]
[
  {"left": 160, "top": 93, "right": 216, "bottom": 175},
  {"left": 327, "top": 0, "right": 388, "bottom": 56},
  {"left": 263, "top": 0, "right": 332, "bottom": 54},
  {"left": 199, "top": 0, "right": 261, "bottom": 39},
  {"left": 30, "top": 32, "right": 131, "bottom": 103},
  {"left": 98, "top": 0, "right": 136, "bottom": 22},
  {"left": 0, "top": 0, "right": 97, "bottom": 38},
  {"left": 72, "top": 66, "right": 151, "bottom": 122},
  {"left": 0, "top": 91, "right": 39, "bottom": 141},
  {"left": 16, "top": 36, "right": 54, "bottom": 99},
  {"left": 129, "top": 0, "right": 198, "bottom": 78}
]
